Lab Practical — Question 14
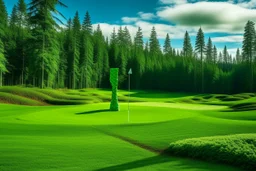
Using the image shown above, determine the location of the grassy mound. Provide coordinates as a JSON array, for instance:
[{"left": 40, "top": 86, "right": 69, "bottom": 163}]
[
  {"left": 0, "top": 87, "right": 91, "bottom": 106},
  {"left": 178, "top": 93, "right": 256, "bottom": 110},
  {"left": 0, "top": 92, "right": 43, "bottom": 105},
  {"left": 166, "top": 134, "right": 256, "bottom": 170},
  {"left": 0, "top": 86, "right": 144, "bottom": 106},
  {"left": 230, "top": 102, "right": 256, "bottom": 111}
]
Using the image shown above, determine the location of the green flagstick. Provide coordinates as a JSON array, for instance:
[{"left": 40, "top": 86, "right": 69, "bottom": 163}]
[{"left": 110, "top": 68, "right": 119, "bottom": 111}]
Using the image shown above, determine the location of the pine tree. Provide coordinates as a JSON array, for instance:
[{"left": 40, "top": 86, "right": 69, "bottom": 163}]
[
  {"left": 183, "top": 31, "right": 193, "bottom": 57},
  {"left": 195, "top": 27, "right": 206, "bottom": 93},
  {"left": 109, "top": 27, "right": 118, "bottom": 68},
  {"left": 17, "top": 0, "right": 29, "bottom": 85},
  {"left": 242, "top": 20, "right": 255, "bottom": 91},
  {"left": 149, "top": 27, "right": 161, "bottom": 68},
  {"left": 5, "top": 5, "right": 19, "bottom": 85},
  {"left": 223, "top": 45, "right": 229, "bottom": 65},
  {"left": 219, "top": 52, "right": 223, "bottom": 63},
  {"left": 206, "top": 37, "right": 213, "bottom": 63},
  {"left": 134, "top": 27, "right": 143, "bottom": 51},
  {"left": 0, "top": 0, "right": 8, "bottom": 38},
  {"left": 163, "top": 33, "right": 171, "bottom": 54},
  {"left": 133, "top": 27, "right": 145, "bottom": 88},
  {"left": 10, "top": 5, "right": 19, "bottom": 28},
  {"left": 213, "top": 45, "right": 217, "bottom": 64},
  {"left": 80, "top": 11, "right": 93, "bottom": 88},
  {"left": 236, "top": 48, "right": 241, "bottom": 64},
  {"left": 82, "top": 11, "right": 93, "bottom": 34},
  {"left": 71, "top": 11, "right": 81, "bottom": 89},
  {"left": 0, "top": 38, "right": 7, "bottom": 86},
  {"left": 28, "top": 0, "right": 67, "bottom": 88},
  {"left": 93, "top": 25, "right": 105, "bottom": 87}
]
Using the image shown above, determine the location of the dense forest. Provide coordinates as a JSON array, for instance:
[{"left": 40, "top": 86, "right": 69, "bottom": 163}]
[{"left": 0, "top": 0, "right": 255, "bottom": 93}]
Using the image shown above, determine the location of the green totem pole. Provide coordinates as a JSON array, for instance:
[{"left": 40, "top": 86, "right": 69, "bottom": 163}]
[{"left": 110, "top": 68, "right": 119, "bottom": 111}]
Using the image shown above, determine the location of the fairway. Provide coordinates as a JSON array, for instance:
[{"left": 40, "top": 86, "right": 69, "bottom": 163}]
[{"left": 0, "top": 90, "right": 255, "bottom": 171}]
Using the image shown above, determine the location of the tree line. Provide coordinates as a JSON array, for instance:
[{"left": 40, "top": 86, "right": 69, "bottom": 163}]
[{"left": 0, "top": 0, "right": 255, "bottom": 93}]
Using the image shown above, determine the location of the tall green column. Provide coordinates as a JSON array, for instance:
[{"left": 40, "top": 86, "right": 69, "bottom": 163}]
[{"left": 110, "top": 68, "right": 119, "bottom": 111}]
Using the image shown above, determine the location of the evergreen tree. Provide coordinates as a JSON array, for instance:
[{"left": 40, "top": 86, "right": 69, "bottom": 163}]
[
  {"left": 219, "top": 52, "right": 223, "bottom": 63},
  {"left": 0, "top": 0, "right": 8, "bottom": 38},
  {"left": 5, "top": 5, "right": 19, "bottom": 85},
  {"left": 236, "top": 48, "right": 241, "bottom": 64},
  {"left": 163, "top": 33, "right": 171, "bottom": 54},
  {"left": 80, "top": 11, "right": 93, "bottom": 88},
  {"left": 213, "top": 45, "right": 217, "bottom": 64},
  {"left": 149, "top": 27, "right": 161, "bottom": 68},
  {"left": 223, "top": 45, "right": 229, "bottom": 64},
  {"left": 109, "top": 27, "right": 118, "bottom": 68},
  {"left": 71, "top": 11, "right": 81, "bottom": 89},
  {"left": 10, "top": 5, "right": 19, "bottom": 28},
  {"left": 17, "top": 0, "right": 29, "bottom": 85},
  {"left": 183, "top": 31, "right": 193, "bottom": 57},
  {"left": 195, "top": 27, "right": 206, "bottom": 93},
  {"left": 0, "top": 38, "right": 7, "bottom": 86},
  {"left": 242, "top": 20, "right": 255, "bottom": 91},
  {"left": 206, "top": 37, "right": 213, "bottom": 63},
  {"left": 82, "top": 11, "right": 93, "bottom": 34},
  {"left": 28, "top": 0, "right": 67, "bottom": 88},
  {"left": 133, "top": 27, "right": 145, "bottom": 88}
]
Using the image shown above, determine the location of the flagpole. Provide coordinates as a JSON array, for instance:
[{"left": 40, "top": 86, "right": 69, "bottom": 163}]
[
  {"left": 128, "top": 68, "right": 132, "bottom": 123},
  {"left": 128, "top": 73, "right": 130, "bottom": 123}
]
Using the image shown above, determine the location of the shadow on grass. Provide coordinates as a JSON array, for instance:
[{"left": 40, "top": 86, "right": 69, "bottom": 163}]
[
  {"left": 94, "top": 154, "right": 236, "bottom": 171},
  {"left": 76, "top": 109, "right": 110, "bottom": 115},
  {"left": 94, "top": 155, "right": 170, "bottom": 171}
]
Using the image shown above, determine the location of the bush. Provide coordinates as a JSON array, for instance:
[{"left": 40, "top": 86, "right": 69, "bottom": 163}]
[{"left": 166, "top": 134, "right": 256, "bottom": 170}]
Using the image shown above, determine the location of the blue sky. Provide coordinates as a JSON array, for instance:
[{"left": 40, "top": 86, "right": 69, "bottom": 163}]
[{"left": 4, "top": 0, "right": 256, "bottom": 56}]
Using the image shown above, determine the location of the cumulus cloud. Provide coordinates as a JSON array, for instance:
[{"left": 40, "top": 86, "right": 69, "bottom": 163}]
[
  {"left": 138, "top": 12, "right": 156, "bottom": 20},
  {"left": 237, "top": 0, "right": 256, "bottom": 8},
  {"left": 92, "top": 21, "right": 196, "bottom": 40},
  {"left": 122, "top": 17, "right": 139, "bottom": 23},
  {"left": 122, "top": 12, "right": 156, "bottom": 24},
  {"left": 157, "top": 1, "right": 256, "bottom": 33},
  {"left": 212, "top": 35, "right": 243, "bottom": 43},
  {"left": 159, "top": 0, "right": 187, "bottom": 5},
  {"left": 92, "top": 23, "right": 138, "bottom": 39}
]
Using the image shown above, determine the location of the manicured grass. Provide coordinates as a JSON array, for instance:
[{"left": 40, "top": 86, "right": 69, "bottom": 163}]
[
  {"left": 0, "top": 87, "right": 255, "bottom": 170},
  {"left": 166, "top": 134, "right": 256, "bottom": 170},
  {"left": 0, "top": 103, "right": 243, "bottom": 171}
]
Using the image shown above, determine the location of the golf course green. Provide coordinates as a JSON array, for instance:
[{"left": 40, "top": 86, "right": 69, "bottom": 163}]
[{"left": 0, "top": 87, "right": 255, "bottom": 171}]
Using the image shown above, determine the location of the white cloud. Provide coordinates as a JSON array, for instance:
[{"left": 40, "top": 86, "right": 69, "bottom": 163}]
[
  {"left": 122, "top": 17, "right": 139, "bottom": 23},
  {"left": 138, "top": 12, "right": 156, "bottom": 20},
  {"left": 92, "top": 23, "right": 138, "bottom": 39},
  {"left": 135, "top": 21, "right": 196, "bottom": 39},
  {"left": 157, "top": 1, "right": 256, "bottom": 33},
  {"left": 159, "top": 0, "right": 187, "bottom": 5},
  {"left": 92, "top": 21, "right": 196, "bottom": 40},
  {"left": 237, "top": 0, "right": 256, "bottom": 8},
  {"left": 212, "top": 35, "right": 243, "bottom": 43}
]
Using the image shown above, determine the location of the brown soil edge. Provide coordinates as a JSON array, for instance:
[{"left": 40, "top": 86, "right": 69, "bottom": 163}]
[{"left": 92, "top": 126, "right": 164, "bottom": 154}]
